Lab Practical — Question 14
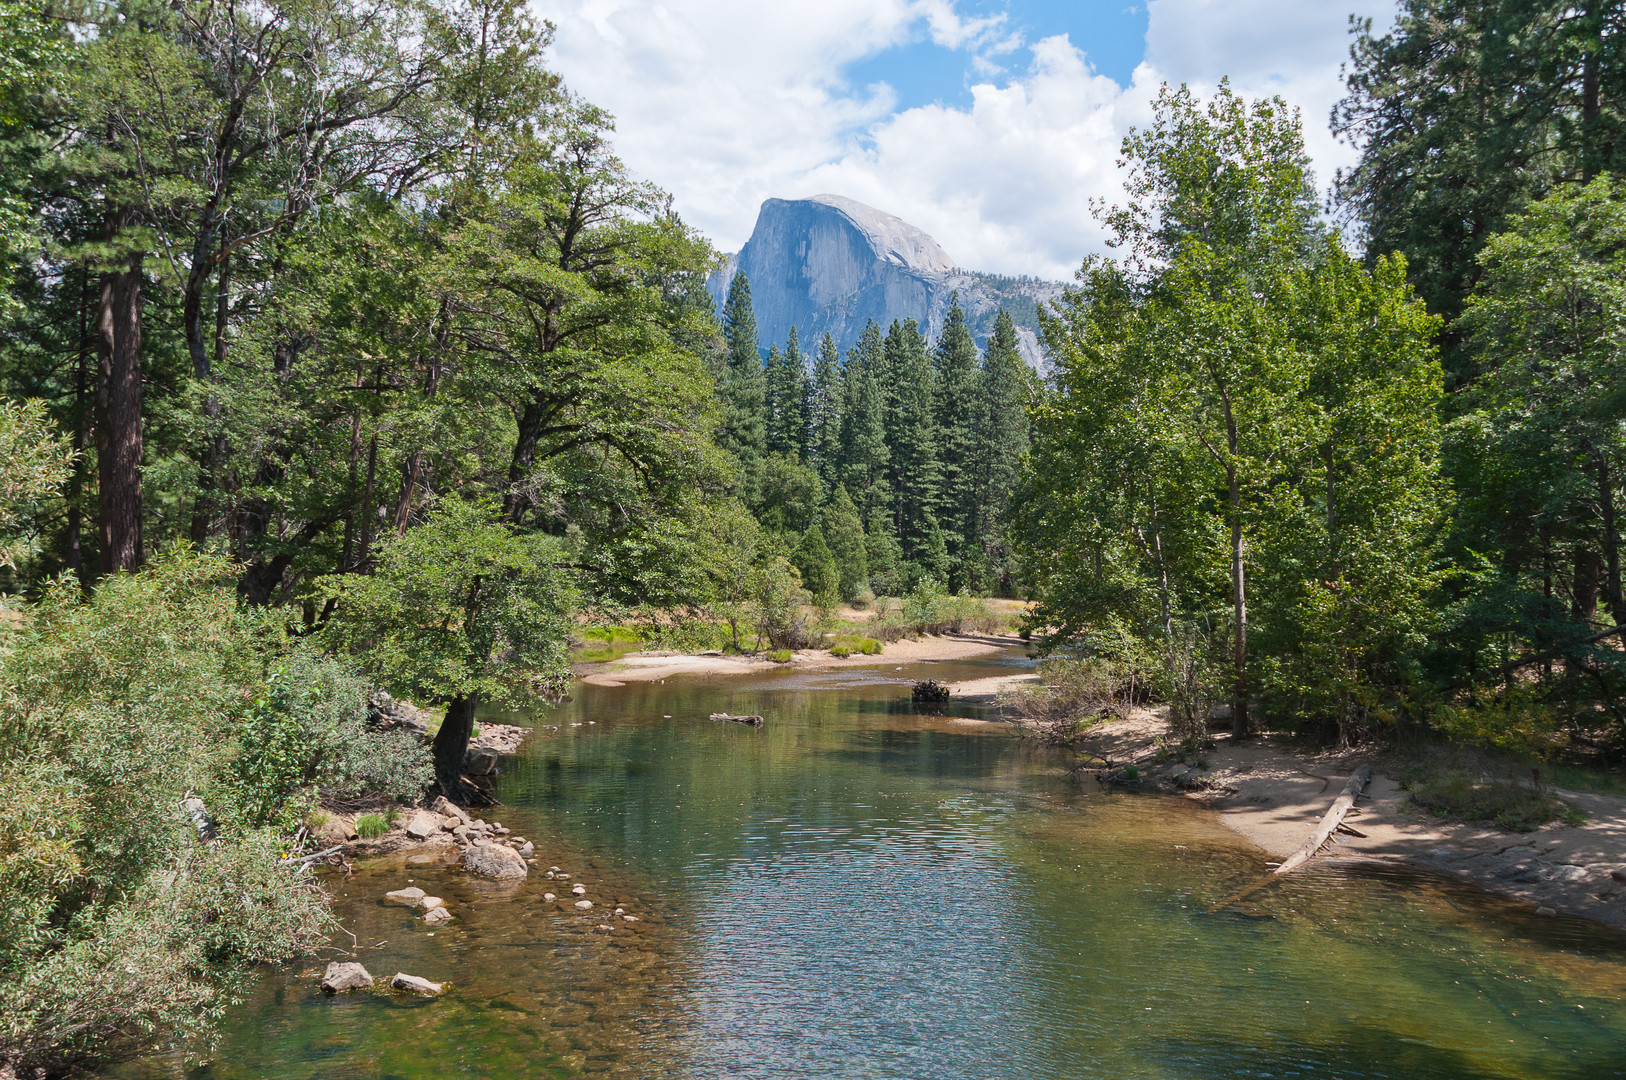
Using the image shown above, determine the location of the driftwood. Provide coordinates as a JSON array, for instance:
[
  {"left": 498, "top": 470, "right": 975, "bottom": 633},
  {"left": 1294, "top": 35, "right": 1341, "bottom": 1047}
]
[
  {"left": 710, "top": 713, "right": 764, "bottom": 727},
  {"left": 1274, "top": 765, "right": 1371, "bottom": 875},
  {"left": 1207, "top": 764, "right": 1373, "bottom": 913}
]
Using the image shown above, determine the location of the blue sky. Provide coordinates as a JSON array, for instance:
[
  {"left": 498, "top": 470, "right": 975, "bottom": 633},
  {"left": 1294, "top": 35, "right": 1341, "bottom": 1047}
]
[
  {"left": 845, "top": 1, "right": 1151, "bottom": 111},
  {"left": 547, "top": 0, "right": 1394, "bottom": 279}
]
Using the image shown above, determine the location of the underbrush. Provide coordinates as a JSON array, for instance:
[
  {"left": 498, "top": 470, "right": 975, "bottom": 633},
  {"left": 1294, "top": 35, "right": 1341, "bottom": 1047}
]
[
  {"left": 354, "top": 812, "right": 391, "bottom": 839},
  {"left": 1398, "top": 748, "right": 1586, "bottom": 831},
  {"left": 1002, "top": 655, "right": 1143, "bottom": 744},
  {"left": 866, "top": 582, "right": 1012, "bottom": 641}
]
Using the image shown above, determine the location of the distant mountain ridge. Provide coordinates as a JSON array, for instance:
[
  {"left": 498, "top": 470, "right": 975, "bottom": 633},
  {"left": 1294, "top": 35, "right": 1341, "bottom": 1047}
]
[{"left": 706, "top": 195, "right": 1062, "bottom": 366}]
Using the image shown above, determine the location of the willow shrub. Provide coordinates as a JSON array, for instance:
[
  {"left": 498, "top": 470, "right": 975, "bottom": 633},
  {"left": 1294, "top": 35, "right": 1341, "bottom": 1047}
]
[{"left": 0, "top": 551, "right": 398, "bottom": 1074}]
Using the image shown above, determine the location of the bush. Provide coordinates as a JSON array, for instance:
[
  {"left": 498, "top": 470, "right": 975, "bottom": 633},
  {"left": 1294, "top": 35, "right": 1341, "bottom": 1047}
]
[
  {"left": 1002, "top": 654, "right": 1142, "bottom": 744},
  {"left": 768, "top": 648, "right": 794, "bottom": 662},
  {"left": 828, "top": 635, "right": 882, "bottom": 658},
  {"left": 0, "top": 552, "right": 331, "bottom": 1075},
  {"left": 355, "top": 813, "right": 390, "bottom": 838}
]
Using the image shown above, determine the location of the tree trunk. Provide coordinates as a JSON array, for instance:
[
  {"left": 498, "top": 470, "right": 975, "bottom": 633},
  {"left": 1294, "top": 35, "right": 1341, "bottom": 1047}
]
[
  {"left": 1599, "top": 456, "right": 1625, "bottom": 627},
  {"left": 1228, "top": 464, "right": 1249, "bottom": 737},
  {"left": 1574, "top": 547, "right": 1602, "bottom": 623},
  {"left": 95, "top": 247, "right": 144, "bottom": 575},
  {"left": 433, "top": 693, "right": 480, "bottom": 799}
]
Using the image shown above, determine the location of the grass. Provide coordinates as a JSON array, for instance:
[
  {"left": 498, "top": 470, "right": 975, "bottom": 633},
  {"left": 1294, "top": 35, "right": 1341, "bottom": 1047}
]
[
  {"left": 828, "top": 634, "right": 882, "bottom": 658},
  {"left": 355, "top": 813, "right": 390, "bottom": 839},
  {"left": 1403, "top": 773, "right": 1583, "bottom": 831},
  {"left": 767, "top": 648, "right": 794, "bottom": 663}
]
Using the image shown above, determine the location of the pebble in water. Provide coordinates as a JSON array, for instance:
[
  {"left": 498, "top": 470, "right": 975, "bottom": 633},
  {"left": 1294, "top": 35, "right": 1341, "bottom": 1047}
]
[
  {"left": 575, "top": 899, "right": 594, "bottom": 909},
  {"left": 544, "top": 892, "right": 556, "bottom": 901},
  {"left": 572, "top": 884, "right": 587, "bottom": 896}
]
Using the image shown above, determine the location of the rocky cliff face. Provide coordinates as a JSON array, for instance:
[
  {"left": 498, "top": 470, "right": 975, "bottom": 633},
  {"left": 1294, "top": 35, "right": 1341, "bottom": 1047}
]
[{"left": 707, "top": 195, "right": 1061, "bottom": 367}]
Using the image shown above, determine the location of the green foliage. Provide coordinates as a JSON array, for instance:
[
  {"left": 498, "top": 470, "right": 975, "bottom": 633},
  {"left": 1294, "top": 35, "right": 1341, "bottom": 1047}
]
[
  {"left": 823, "top": 485, "right": 868, "bottom": 601},
  {"left": 791, "top": 522, "right": 839, "bottom": 608},
  {"left": 354, "top": 813, "right": 390, "bottom": 839},
  {"left": 767, "top": 648, "right": 794, "bottom": 662},
  {"left": 323, "top": 497, "right": 576, "bottom": 710},
  {"left": 1022, "top": 83, "right": 1448, "bottom": 744},
  {"left": 0, "top": 551, "right": 331, "bottom": 1074},
  {"left": 719, "top": 271, "right": 767, "bottom": 503},
  {"left": 0, "top": 397, "right": 70, "bottom": 576}
]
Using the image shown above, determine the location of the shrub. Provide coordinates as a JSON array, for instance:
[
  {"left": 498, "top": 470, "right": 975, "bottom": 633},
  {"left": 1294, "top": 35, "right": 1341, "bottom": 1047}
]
[
  {"left": 829, "top": 635, "right": 882, "bottom": 658},
  {"left": 1401, "top": 761, "right": 1583, "bottom": 832},
  {"left": 830, "top": 644, "right": 852, "bottom": 658},
  {"left": 355, "top": 813, "right": 390, "bottom": 839},
  {"left": 768, "top": 648, "right": 794, "bottom": 662},
  {"left": 1002, "top": 654, "right": 1142, "bottom": 744},
  {"left": 0, "top": 552, "right": 331, "bottom": 1075}
]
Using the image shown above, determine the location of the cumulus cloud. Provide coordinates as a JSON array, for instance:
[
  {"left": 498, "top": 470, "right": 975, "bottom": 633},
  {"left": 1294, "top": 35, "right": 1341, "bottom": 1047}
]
[{"left": 546, "top": 0, "right": 1394, "bottom": 280}]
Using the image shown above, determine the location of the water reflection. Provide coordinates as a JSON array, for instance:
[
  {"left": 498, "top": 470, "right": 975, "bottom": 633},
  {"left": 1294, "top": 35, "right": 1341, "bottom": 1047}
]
[{"left": 108, "top": 649, "right": 1626, "bottom": 1080}]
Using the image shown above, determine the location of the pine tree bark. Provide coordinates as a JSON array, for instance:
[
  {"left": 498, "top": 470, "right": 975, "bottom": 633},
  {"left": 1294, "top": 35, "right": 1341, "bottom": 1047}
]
[{"left": 95, "top": 243, "right": 145, "bottom": 575}]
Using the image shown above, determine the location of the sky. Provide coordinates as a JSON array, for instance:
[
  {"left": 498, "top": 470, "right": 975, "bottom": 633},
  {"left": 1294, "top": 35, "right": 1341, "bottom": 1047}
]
[{"left": 545, "top": 0, "right": 1397, "bottom": 281}]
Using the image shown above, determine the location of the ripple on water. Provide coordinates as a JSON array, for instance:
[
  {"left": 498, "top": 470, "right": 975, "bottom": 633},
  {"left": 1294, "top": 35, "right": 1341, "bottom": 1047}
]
[{"left": 105, "top": 647, "right": 1626, "bottom": 1080}]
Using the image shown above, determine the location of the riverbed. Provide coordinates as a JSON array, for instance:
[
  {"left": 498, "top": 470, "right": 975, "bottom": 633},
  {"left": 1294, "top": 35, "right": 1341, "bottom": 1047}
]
[{"left": 111, "top": 648, "right": 1626, "bottom": 1079}]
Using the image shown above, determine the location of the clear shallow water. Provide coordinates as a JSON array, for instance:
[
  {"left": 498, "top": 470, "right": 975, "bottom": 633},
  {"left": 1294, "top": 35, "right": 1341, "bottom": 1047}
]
[{"left": 112, "top": 650, "right": 1626, "bottom": 1079}]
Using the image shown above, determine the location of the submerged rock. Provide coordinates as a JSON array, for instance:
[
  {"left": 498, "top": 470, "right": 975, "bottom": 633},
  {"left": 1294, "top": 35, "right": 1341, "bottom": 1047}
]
[
  {"left": 575, "top": 899, "right": 593, "bottom": 909},
  {"left": 384, "top": 887, "right": 426, "bottom": 906},
  {"left": 464, "top": 842, "right": 527, "bottom": 880},
  {"left": 423, "top": 906, "right": 454, "bottom": 925},
  {"left": 321, "top": 962, "right": 373, "bottom": 993}
]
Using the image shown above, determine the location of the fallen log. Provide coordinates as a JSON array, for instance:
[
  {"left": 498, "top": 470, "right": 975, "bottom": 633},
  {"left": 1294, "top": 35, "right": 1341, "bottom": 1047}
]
[
  {"left": 1206, "top": 764, "right": 1374, "bottom": 913},
  {"left": 1274, "top": 765, "right": 1372, "bottom": 876},
  {"left": 710, "top": 713, "right": 764, "bottom": 727}
]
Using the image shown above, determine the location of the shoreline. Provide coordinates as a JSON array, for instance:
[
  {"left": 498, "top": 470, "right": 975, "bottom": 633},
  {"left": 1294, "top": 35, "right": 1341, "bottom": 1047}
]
[
  {"left": 1060, "top": 710, "right": 1626, "bottom": 931},
  {"left": 574, "top": 632, "right": 1026, "bottom": 686}
]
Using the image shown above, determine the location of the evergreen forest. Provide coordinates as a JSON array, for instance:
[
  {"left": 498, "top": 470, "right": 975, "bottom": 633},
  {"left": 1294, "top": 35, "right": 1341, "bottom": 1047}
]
[{"left": 0, "top": 0, "right": 1623, "bottom": 1075}]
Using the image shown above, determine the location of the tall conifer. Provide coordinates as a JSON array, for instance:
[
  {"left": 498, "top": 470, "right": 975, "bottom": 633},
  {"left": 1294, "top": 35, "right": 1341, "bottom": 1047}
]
[
  {"left": 932, "top": 297, "right": 980, "bottom": 587},
  {"left": 839, "top": 321, "right": 891, "bottom": 525},
  {"left": 809, "top": 333, "right": 844, "bottom": 488},
  {"left": 719, "top": 271, "right": 766, "bottom": 504},
  {"left": 965, "top": 309, "right": 1030, "bottom": 593},
  {"left": 881, "top": 319, "right": 941, "bottom": 567}
]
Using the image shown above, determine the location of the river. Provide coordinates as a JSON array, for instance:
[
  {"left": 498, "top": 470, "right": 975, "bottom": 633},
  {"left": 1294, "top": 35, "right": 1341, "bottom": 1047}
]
[{"left": 112, "top": 648, "right": 1626, "bottom": 1079}]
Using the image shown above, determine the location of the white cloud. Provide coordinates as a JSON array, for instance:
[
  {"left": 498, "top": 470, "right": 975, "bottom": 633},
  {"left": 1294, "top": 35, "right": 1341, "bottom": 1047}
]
[{"left": 545, "top": 0, "right": 1396, "bottom": 281}]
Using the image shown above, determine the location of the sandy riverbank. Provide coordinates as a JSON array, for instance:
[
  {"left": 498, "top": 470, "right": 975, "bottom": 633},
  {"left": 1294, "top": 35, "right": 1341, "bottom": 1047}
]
[
  {"left": 1061, "top": 711, "right": 1626, "bottom": 930},
  {"left": 575, "top": 633, "right": 1026, "bottom": 686}
]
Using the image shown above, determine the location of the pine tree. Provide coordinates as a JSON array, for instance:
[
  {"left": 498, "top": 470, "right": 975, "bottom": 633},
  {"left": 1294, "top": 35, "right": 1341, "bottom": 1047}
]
[
  {"left": 839, "top": 321, "right": 890, "bottom": 525},
  {"left": 881, "top": 319, "right": 942, "bottom": 565},
  {"left": 809, "top": 333, "right": 844, "bottom": 489},
  {"left": 719, "top": 271, "right": 766, "bottom": 504},
  {"left": 823, "top": 484, "right": 869, "bottom": 600},
  {"left": 964, "top": 309, "right": 1030, "bottom": 594},
  {"left": 792, "top": 521, "right": 839, "bottom": 606},
  {"left": 766, "top": 327, "right": 807, "bottom": 458},
  {"left": 932, "top": 296, "right": 980, "bottom": 588}
]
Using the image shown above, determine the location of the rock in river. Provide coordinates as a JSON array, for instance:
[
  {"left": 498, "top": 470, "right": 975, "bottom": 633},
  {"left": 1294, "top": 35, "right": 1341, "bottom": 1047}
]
[
  {"left": 391, "top": 972, "right": 443, "bottom": 995},
  {"left": 464, "top": 842, "right": 528, "bottom": 880},
  {"left": 423, "top": 906, "right": 454, "bottom": 925},
  {"left": 404, "top": 812, "right": 440, "bottom": 841},
  {"left": 321, "top": 962, "right": 373, "bottom": 993},
  {"left": 385, "top": 887, "right": 426, "bottom": 906}
]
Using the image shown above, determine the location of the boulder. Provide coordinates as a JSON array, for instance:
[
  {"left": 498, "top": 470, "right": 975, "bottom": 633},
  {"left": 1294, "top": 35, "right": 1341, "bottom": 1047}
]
[
  {"left": 321, "top": 962, "right": 374, "bottom": 993},
  {"left": 423, "top": 906, "right": 454, "bottom": 925},
  {"left": 517, "top": 841, "right": 534, "bottom": 857},
  {"left": 391, "top": 972, "right": 443, "bottom": 995},
  {"left": 385, "top": 887, "right": 426, "bottom": 906},
  {"left": 404, "top": 812, "right": 440, "bottom": 841},
  {"left": 429, "top": 795, "right": 472, "bottom": 826},
  {"left": 420, "top": 896, "right": 445, "bottom": 910},
  {"left": 463, "top": 746, "right": 500, "bottom": 777},
  {"left": 464, "top": 842, "right": 528, "bottom": 880}
]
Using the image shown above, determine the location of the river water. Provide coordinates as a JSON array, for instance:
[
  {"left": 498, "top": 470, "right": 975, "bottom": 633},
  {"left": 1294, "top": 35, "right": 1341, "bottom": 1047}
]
[{"left": 113, "top": 648, "right": 1626, "bottom": 1079}]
